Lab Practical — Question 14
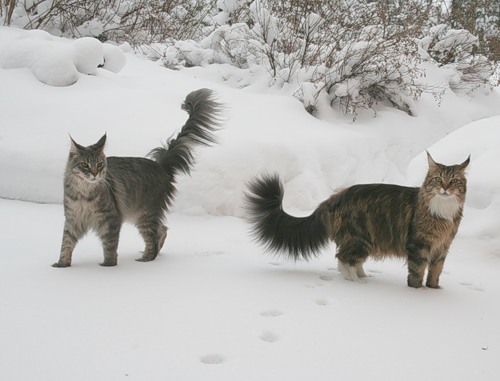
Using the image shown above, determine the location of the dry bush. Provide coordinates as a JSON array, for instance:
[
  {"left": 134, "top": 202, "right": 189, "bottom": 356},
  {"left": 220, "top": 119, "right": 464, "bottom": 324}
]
[
  {"left": 440, "top": 0, "right": 499, "bottom": 62},
  {"left": 1, "top": 0, "right": 215, "bottom": 44}
]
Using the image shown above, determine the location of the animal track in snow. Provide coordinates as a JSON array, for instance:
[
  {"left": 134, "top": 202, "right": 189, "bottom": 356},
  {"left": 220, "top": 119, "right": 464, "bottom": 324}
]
[
  {"left": 260, "top": 309, "right": 283, "bottom": 317},
  {"left": 305, "top": 282, "right": 323, "bottom": 289},
  {"left": 319, "top": 275, "right": 334, "bottom": 281},
  {"left": 195, "top": 251, "right": 225, "bottom": 257},
  {"left": 459, "top": 282, "right": 485, "bottom": 292},
  {"left": 268, "top": 261, "right": 284, "bottom": 267},
  {"left": 316, "top": 298, "right": 331, "bottom": 306},
  {"left": 200, "top": 354, "right": 225, "bottom": 365},
  {"left": 260, "top": 330, "right": 280, "bottom": 343}
]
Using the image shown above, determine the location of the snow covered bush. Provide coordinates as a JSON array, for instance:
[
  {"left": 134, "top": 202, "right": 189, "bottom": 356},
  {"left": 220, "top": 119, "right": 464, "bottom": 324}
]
[
  {"left": 0, "top": 28, "right": 126, "bottom": 86},
  {"left": 216, "top": 1, "right": 456, "bottom": 117},
  {"left": 246, "top": 0, "right": 433, "bottom": 117},
  {"left": 2, "top": 0, "right": 498, "bottom": 115},
  {"left": 0, "top": 0, "right": 215, "bottom": 45},
  {"left": 137, "top": 39, "right": 217, "bottom": 69},
  {"left": 446, "top": 0, "right": 499, "bottom": 61},
  {"left": 207, "top": 23, "right": 256, "bottom": 69},
  {"left": 420, "top": 24, "right": 498, "bottom": 93},
  {"left": 320, "top": 37, "right": 424, "bottom": 117},
  {"left": 214, "top": 0, "right": 252, "bottom": 27}
]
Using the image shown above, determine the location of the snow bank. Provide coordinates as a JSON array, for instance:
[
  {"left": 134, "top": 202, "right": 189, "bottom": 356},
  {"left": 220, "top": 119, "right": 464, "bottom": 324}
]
[{"left": 0, "top": 27, "right": 126, "bottom": 86}]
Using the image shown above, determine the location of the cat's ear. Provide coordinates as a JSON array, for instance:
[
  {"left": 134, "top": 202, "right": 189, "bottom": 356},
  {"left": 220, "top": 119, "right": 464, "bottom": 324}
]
[
  {"left": 458, "top": 155, "right": 471, "bottom": 171},
  {"left": 92, "top": 134, "right": 107, "bottom": 153},
  {"left": 69, "top": 135, "right": 85, "bottom": 153},
  {"left": 426, "top": 151, "right": 438, "bottom": 169}
]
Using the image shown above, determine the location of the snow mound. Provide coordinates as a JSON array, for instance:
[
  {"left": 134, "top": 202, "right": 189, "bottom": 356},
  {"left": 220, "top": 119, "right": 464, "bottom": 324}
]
[
  {"left": 0, "top": 29, "right": 78, "bottom": 86},
  {"left": 102, "top": 43, "right": 127, "bottom": 73},
  {"left": 72, "top": 37, "right": 104, "bottom": 75},
  {"left": 0, "top": 27, "right": 126, "bottom": 86}
]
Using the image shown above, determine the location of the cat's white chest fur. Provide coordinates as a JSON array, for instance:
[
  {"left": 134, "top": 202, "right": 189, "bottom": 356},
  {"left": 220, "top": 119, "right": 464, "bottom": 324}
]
[{"left": 428, "top": 194, "right": 461, "bottom": 221}]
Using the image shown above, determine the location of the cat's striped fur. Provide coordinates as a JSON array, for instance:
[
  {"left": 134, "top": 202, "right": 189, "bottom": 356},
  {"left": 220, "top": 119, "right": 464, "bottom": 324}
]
[
  {"left": 245, "top": 153, "right": 470, "bottom": 288},
  {"left": 54, "top": 89, "right": 223, "bottom": 267}
]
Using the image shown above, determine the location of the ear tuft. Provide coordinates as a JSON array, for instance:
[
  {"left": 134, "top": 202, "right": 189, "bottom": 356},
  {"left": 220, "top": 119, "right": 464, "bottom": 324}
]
[
  {"left": 459, "top": 155, "right": 471, "bottom": 171},
  {"left": 92, "top": 134, "right": 107, "bottom": 152},
  {"left": 426, "top": 151, "right": 438, "bottom": 168},
  {"left": 69, "top": 135, "right": 84, "bottom": 153}
]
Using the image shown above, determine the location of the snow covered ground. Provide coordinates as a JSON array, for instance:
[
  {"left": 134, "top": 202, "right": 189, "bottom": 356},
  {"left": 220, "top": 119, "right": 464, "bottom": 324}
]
[{"left": 1, "top": 27, "right": 500, "bottom": 380}]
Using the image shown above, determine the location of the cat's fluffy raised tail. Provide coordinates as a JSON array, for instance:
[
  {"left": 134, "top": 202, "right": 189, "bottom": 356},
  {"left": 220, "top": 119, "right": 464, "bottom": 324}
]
[
  {"left": 244, "top": 174, "right": 329, "bottom": 261},
  {"left": 149, "top": 88, "right": 223, "bottom": 208}
]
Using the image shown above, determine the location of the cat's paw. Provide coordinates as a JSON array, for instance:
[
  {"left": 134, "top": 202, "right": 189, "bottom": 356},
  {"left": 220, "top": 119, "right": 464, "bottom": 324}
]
[
  {"left": 52, "top": 262, "right": 71, "bottom": 268},
  {"left": 426, "top": 283, "right": 442, "bottom": 289},
  {"left": 99, "top": 261, "right": 117, "bottom": 267},
  {"left": 136, "top": 252, "right": 158, "bottom": 262},
  {"left": 135, "top": 257, "right": 155, "bottom": 262},
  {"left": 407, "top": 282, "right": 424, "bottom": 289},
  {"left": 407, "top": 276, "right": 424, "bottom": 288}
]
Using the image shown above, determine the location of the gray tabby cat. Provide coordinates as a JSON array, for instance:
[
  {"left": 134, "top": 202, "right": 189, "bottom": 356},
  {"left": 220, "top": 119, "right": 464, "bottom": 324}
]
[
  {"left": 244, "top": 153, "right": 470, "bottom": 288},
  {"left": 53, "top": 88, "right": 222, "bottom": 267}
]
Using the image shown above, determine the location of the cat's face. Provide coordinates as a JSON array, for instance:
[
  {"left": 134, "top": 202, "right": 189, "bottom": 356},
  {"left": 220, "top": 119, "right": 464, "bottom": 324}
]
[
  {"left": 424, "top": 153, "right": 469, "bottom": 200},
  {"left": 68, "top": 134, "right": 107, "bottom": 184},
  {"left": 424, "top": 152, "right": 470, "bottom": 220}
]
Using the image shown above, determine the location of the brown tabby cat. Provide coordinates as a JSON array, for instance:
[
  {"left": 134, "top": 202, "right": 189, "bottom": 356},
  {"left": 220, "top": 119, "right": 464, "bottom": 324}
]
[{"left": 244, "top": 153, "right": 470, "bottom": 288}]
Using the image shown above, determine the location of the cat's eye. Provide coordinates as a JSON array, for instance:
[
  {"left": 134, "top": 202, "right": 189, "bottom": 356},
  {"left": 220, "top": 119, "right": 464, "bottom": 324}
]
[
  {"left": 80, "top": 162, "right": 90, "bottom": 169},
  {"left": 450, "top": 179, "right": 459, "bottom": 184},
  {"left": 433, "top": 177, "right": 442, "bottom": 183},
  {"left": 96, "top": 162, "right": 104, "bottom": 169}
]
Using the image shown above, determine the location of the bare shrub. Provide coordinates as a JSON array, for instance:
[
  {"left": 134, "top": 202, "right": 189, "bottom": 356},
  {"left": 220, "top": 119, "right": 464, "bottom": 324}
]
[
  {"left": 438, "top": 0, "right": 499, "bottom": 62},
  {"left": 1, "top": 0, "right": 215, "bottom": 44},
  {"left": 421, "top": 23, "right": 498, "bottom": 92}
]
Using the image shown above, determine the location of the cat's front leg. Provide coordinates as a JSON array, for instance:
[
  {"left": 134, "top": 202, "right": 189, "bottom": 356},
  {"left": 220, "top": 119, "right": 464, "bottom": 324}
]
[
  {"left": 53, "top": 222, "right": 83, "bottom": 267},
  {"left": 426, "top": 253, "right": 447, "bottom": 289},
  {"left": 98, "top": 218, "right": 121, "bottom": 267},
  {"left": 406, "top": 240, "right": 429, "bottom": 288},
  {"left": 407, "top": 259, "right": 426, "bottom": 288},
  {"left": 99, "top": 221, "right": 121, "bottom": 267}
]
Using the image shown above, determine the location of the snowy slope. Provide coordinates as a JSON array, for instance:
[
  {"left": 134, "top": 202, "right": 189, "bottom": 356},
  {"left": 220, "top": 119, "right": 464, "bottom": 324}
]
[{"left": 1, "top": 27, "right": 500, "bottom": 381}]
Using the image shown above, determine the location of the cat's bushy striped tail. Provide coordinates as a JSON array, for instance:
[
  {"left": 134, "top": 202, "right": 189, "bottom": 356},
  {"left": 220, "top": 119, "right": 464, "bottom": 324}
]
[
  {"left": 244, "top": 174, "right": 329, "bottom": 261},
  {"left": 149, "top": 88, "right": 223, "bottom": 208}
]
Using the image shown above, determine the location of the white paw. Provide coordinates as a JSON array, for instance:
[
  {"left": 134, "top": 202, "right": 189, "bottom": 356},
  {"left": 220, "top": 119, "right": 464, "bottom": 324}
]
[{"left": 338, "top": 261, "right": 360, "bottom": 282}]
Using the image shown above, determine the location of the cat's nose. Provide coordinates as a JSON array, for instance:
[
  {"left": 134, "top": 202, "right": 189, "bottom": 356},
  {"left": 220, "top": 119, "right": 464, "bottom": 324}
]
[{"left": 440, "top": 186, "right": 451, "bottom": 195}]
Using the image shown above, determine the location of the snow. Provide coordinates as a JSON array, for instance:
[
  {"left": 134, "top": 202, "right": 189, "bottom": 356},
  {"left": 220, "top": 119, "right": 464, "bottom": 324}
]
[
  {"left": 0, "top": 27, "right": 125, "bottom": 86},
  {"left": 1, "top": 27, "right": 500, "bottom": 381},
  {"left": 73, "top": 37, "right": 104, "bottom": 75},
  {"left": 102, "top": 43, "right": 127, "bottom": 74}
]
